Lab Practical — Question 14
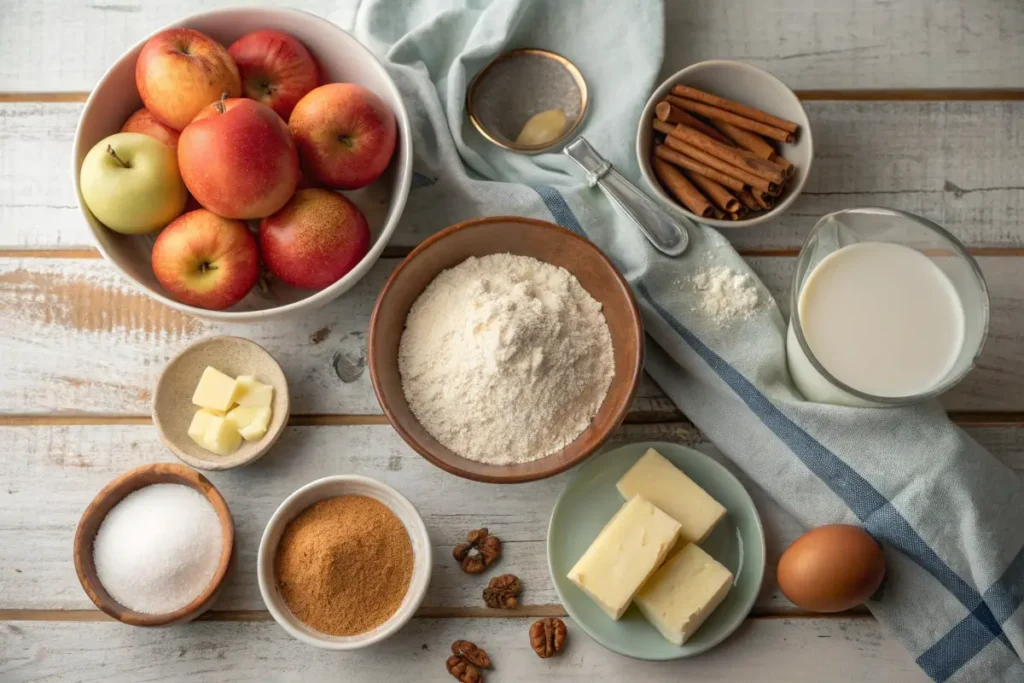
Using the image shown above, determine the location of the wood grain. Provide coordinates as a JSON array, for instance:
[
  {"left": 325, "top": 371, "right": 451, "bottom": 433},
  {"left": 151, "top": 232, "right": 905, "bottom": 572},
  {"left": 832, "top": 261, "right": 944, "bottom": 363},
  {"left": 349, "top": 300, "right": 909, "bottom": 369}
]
[
  {"left": 1, "top": 422, "right": 1021, "bottom": 615},
  {"left": 5, "top": 101, "right": 1023, "bottom": 251},
  {"left": 3, "top": 255, "right": 1024, "bottom": 415},
  {"left": 661, "top": 0, "right": 1024, "bottom": 90},
  {"left": 0, "top": 616, "right": 927, "bottom": 683},
  {"left": 0, "top": 0, "right": 1020, "bottom": 92}
]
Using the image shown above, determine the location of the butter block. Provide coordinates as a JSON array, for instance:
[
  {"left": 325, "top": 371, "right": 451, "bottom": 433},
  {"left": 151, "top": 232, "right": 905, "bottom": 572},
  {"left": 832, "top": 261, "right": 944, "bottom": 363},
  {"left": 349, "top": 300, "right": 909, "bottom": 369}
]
[
  {"left": 567, "top": 495, "right": 681, "bottom": 620},
  {"left": 201, "top": 415, "right": 242, "bottom": 456},
  {"left": 617, "top": 448, "right": 727, "bottom": 544},
  {"left": 227, "top": 405, "right": 272, "bottom": 441},
  {"left": 187, "top": 409, "right": 218, "bottom": 447},
  {"left": 635, "top": 543, "right": 733, "bottom": 645},
  {"left": 192, "top": 367, "right": 238, "bottom": 412},
  {"left": 233, "top": 375, "right": 273, "bottom": 408}
]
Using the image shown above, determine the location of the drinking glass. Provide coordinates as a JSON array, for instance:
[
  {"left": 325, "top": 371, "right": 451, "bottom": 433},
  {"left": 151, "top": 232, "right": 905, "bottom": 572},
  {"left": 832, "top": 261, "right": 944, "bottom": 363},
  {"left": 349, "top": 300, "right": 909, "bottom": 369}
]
[{"left": 786, "top": 207, "right": 989, "bottom": 407}]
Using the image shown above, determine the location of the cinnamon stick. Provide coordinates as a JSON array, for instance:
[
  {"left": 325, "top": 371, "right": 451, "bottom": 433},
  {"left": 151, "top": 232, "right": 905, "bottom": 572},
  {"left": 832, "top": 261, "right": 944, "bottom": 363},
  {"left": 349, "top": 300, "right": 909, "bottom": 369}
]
[
  {"left": 682, "top": 169, "right": 740, "bottom": 213},
  {"left": 662, "top": 134, "right": 778, "bottom": 194},
  {"left": 652, "top": 144, "right": 746, "bottom": 193},
  {"left": 711, "top": 120, "right": 777, "bottom": 160},
  {"left": 728, "top": 208, "right": 748, "bottom": 221},
  {"left": 671, "top": 84, "right": 799, "bottom": 133},
  {"left": 752, "top": 188, "right": 776, "bottom": 210},
  {"left": 775, "top": 155, "right": 794, "bottom": 177},
  {"left": 662, "top": 122, "right": 785, "bottom": 184},
  {"left": 655, "top": 102, "right": 732, "bottom": 145},
  {"left": 666, "top": 95, "right": 794, "bottom": 143},
  {"left": 736, "top": 188, "right": 759, "bottom": 211},
  {"left": 651, "top": 155, "right": 714, "bottom": 217}
]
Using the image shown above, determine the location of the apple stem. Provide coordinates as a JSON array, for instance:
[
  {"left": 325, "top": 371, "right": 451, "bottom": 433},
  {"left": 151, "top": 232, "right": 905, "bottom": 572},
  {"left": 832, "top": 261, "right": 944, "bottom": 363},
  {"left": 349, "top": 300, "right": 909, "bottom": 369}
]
[
  {"left": 199, "top": 262, "right": 218, "bottom": 273},
  {"left": 215, "top": 92, "right": 228, "bottom": 114},
  {"left": 106, "top": 145, "right": 130, "bottom": 168}
]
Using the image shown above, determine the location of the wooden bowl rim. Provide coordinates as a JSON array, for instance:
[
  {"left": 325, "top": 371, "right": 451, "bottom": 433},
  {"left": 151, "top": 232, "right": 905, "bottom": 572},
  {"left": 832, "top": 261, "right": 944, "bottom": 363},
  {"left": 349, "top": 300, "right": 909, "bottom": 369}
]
[
  {"left": 72, "top": 463, "right": 235, "bottom": 626},
  {"left": 151, "top": 335, "right": 291, "bottom": 471},
  {"left": 368, "top": 215, "right": 644, "bottom": 484}
]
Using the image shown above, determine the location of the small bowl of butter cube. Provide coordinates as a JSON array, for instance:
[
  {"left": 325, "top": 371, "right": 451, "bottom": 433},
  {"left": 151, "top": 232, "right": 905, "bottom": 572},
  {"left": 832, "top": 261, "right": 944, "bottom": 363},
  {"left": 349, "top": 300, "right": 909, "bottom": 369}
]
[{"left": 153, "top": 336, "right": 290, "bottom": 471}]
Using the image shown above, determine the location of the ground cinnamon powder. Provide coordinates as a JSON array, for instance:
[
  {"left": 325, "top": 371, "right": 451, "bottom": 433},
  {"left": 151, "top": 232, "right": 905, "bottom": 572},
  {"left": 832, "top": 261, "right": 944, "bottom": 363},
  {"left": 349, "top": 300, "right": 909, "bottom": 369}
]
[{"left": 274, "top": 495, "right": 414, "bottom": 636}]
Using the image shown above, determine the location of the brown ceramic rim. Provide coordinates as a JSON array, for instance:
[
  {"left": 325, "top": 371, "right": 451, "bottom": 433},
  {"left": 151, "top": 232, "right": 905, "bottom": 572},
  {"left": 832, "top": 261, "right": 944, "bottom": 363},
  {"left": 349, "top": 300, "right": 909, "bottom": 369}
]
[
  {"left": 466, "top": 48, "right": 589, "bottom": 154},
  {"left": 368, "top": 216, "right": 644, "bottom": 484},
  {"left": 73, "top": 463, "right": 235, "bottom": 626},
  {"left": 151, "top": 335, "right": 291, "bottom": 471}
]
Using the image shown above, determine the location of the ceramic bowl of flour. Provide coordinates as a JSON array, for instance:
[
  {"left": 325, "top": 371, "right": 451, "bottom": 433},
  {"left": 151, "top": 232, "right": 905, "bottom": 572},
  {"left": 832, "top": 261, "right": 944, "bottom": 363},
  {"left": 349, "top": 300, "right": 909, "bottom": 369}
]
[{"left": 368, "top": 216, "right": 644, "bottom": 484}]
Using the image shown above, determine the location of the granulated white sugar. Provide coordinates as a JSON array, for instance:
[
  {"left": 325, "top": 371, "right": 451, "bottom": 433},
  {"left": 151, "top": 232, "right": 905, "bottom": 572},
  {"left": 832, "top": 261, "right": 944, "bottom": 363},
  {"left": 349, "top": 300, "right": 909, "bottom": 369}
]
[
  {"left": 689, "top": 265, "right": 762, "bottom": 323},
  {"left": 398, "top": 254, "right": 615, "bottom": 465},
  {"left": 93, "top": 483, "right": 223, "bottom": 614}
]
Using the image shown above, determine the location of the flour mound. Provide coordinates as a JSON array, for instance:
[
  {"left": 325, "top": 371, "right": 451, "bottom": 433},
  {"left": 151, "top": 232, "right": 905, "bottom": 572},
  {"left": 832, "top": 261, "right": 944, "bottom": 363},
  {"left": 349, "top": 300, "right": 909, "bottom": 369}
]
[{"left": 398, "top": 254, "right": 615, "bottom": 465}]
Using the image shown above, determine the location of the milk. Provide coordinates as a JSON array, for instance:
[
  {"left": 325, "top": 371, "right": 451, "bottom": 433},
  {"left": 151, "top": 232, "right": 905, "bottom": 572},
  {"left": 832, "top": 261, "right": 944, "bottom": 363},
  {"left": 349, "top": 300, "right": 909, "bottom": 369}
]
[{"left": 787, "top": 241, "right": 966, "bottom": 406}]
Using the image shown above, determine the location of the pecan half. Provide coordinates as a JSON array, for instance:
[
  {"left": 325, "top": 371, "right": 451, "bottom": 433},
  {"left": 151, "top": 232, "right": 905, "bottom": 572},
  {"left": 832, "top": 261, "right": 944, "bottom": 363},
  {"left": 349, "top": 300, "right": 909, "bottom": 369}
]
[
  {"left": 482, "top": 574, "right": 521, "bottom": 609},
  {"left": 446, "top": 654, "right": 483, "bottom": 683},
  {"left": 529, "top": 617, "right": 567, "bottom": 658},
  {"left": 452, "top": 528, "right": 501, "bottom": 574},
  {"left": 451, "top": 640, "right": 492, "bottom": 669}
]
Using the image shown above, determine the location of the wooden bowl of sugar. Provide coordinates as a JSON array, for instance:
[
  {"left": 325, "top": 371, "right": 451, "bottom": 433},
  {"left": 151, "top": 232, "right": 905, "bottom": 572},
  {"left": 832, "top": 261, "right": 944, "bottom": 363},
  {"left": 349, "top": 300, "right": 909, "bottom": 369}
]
[
  {"left": 368, "top": 216, "right": 644, "bottom": 484},
  {"left": 73, "top": 463, "right": 235, "bottom": 626}
]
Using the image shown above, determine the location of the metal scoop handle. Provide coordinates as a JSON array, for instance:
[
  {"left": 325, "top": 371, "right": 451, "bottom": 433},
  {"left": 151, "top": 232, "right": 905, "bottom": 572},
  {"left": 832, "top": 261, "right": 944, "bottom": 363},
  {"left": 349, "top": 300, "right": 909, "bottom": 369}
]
[{"left": 565, "top": 136, "right": 690, "bottom": 256}]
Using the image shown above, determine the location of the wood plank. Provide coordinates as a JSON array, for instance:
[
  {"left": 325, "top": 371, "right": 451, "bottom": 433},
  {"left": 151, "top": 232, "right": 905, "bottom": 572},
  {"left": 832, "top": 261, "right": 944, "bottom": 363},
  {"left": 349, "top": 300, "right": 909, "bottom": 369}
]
[
  {"left": 1, "top": 0, "right": 1020, "bottom": 92},
  {"left": 4, "top": 101, "right": 1023, "bottom": 250},
  {"left": 662, "top": 0, "right": 1024, "bottom": 90},
  {"left": 2, "top": 254, "right": 1023, "bottom": 415},
  {"left": 0, "top": 616, "right": 927, "bottom": 683},
  {"left": 1, "top": 422, "right": 1021, "bottom": 614}
]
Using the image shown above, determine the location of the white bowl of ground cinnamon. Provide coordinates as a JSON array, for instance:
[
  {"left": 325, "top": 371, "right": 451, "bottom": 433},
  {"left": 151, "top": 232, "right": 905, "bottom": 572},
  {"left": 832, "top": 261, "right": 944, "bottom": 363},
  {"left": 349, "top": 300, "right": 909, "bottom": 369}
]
[
  {"left": 636, "top": 60, "right": 813, "bottom": 229},
  {"left": 257, "top": 475, "right": 432, "bottom": 649}
]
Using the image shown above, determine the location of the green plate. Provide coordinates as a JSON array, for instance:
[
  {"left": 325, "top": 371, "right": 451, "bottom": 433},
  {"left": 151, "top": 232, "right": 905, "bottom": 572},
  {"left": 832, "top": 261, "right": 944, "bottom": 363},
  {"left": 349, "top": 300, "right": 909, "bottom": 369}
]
[{"left": 547, "top": 441, "right": 766, "bottom": 660}]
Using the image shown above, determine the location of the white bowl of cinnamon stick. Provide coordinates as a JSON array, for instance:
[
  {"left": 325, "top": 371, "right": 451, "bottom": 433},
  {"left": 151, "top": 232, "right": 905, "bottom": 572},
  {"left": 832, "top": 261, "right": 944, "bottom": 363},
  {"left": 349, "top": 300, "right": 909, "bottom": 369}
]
[{"left": 636, "top": 60, "right": 813, "bottom": 228}]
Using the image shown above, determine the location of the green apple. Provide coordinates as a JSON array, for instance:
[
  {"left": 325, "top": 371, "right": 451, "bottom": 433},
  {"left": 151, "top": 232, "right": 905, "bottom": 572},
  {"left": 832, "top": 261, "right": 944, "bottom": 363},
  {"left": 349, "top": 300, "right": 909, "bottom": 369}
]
[{"left": 79, "top": 132, "right": 187, "bottom": 234}]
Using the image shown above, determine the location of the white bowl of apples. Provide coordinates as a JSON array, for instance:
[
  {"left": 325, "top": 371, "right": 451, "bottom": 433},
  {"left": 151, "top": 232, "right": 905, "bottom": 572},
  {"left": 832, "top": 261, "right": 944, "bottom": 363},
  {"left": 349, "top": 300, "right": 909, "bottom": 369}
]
[{"left": 72, "top": 7, "right": 413, "bottom": 321}]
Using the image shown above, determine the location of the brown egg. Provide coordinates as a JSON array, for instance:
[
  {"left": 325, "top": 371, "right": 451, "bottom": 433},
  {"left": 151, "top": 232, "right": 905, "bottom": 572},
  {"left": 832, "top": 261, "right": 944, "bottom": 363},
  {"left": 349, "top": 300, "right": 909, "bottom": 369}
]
[{"left": 777, "top": 524, "right": 886, "bottom": 613}]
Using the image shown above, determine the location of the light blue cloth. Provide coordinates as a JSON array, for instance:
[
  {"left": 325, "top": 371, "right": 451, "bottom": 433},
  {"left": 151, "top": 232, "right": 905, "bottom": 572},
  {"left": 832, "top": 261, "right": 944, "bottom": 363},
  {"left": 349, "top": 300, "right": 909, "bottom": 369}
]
[{"left": 350, "top": 1, "right": 1024, "bottom": 680}]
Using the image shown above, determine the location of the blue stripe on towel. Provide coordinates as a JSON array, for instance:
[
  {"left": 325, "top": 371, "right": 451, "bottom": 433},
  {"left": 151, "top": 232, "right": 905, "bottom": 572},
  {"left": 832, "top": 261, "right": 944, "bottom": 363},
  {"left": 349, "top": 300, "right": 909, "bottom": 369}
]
[
  {"left": 531, "top": 184, "right": 1021, "bottom": 682},
  {"left": 530, "top": 185, "right": 585, "bottom": 236}
]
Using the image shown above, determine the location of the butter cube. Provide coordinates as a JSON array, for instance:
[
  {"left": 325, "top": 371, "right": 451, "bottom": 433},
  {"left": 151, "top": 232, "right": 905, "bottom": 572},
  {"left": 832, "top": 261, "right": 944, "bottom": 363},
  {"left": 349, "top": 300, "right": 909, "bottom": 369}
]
[
  {"left": 233, "top": 375, "right": 273, "bottom": 408},
  {"left": 201, "top": 415, "right": 242, "bottom": 456},
  {"left": 227, "top": 405, "right": 272, "bottom": 441},
  {"left": 567, "top": 495, "right": 681, "bottom": 620},
  {"left": 192, "top": 367, "right": 238, "bottom": 412},
  {"left": 617, "top": 449, "right": 726, "bottom": 544},
  {"left": 187, "top": 409, "right": 218, "bottom": 447},
  {"left": 635, "top": 543, "right": 733, "bottom": 645}
]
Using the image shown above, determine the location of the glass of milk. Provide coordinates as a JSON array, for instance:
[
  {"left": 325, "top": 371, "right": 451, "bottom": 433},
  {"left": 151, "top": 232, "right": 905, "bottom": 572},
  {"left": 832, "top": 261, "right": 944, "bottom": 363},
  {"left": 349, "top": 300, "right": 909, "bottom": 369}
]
[{"left": 787, "top": 208, "right": 989, "bottom": 407}]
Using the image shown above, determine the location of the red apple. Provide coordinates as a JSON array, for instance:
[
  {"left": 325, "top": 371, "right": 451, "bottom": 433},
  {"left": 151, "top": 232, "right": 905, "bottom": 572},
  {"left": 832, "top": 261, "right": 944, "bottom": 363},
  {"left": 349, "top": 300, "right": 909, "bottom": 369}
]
[
  {"left": 121, "top": 108, "right": 180, "bottom": 150},
  {"left": 228, "top": 29, "right": 319, "bottom": 121},
  {"left": 151, "top": 209, "right": 259, "bottom": 310},
  {"left": 136, "top": 28, "right": 241, "bottom": 130},
  {"left": 288, "top": 83, "right": 396, "bottom": 190},
  {"left": 178, "top": 98, "right": 300, "bottom": 219},
  {"left": 259, "top": 188, "right": 370, "bottom": 290}
]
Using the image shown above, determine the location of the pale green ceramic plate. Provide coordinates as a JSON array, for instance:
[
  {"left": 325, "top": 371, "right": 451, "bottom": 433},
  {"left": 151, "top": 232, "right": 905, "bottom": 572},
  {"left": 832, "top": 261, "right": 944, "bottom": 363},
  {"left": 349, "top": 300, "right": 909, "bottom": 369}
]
[{"left": 548, "top": 441, "right": 766, "bottom": 660}]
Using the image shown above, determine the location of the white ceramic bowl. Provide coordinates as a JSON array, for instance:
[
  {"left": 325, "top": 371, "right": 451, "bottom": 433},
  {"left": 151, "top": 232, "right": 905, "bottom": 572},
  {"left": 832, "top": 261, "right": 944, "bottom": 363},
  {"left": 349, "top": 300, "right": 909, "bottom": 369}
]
[
  {"left": 636, "top": 60, "right": 813, "bottom": 229},
  {"left": 257, "top": 475, "right": 432, "bottom": 649},
  {"left": 72, "top": 8, "right": 413, "bottom": 322}
]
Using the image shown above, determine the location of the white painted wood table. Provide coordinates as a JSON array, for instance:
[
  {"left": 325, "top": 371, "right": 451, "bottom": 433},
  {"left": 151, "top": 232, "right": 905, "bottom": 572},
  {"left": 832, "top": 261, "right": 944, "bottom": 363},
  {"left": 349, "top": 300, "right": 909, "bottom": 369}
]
[{"left": 1, "top": 1, "right": 1022, "bottom": 681}]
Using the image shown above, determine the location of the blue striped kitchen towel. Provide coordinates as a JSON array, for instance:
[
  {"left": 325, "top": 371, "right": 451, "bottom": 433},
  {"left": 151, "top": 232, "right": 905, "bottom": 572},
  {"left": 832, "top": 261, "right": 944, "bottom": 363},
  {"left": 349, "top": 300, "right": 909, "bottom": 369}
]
[{"left": 350, "top": 0, "right": 1024, "bottom": 679}]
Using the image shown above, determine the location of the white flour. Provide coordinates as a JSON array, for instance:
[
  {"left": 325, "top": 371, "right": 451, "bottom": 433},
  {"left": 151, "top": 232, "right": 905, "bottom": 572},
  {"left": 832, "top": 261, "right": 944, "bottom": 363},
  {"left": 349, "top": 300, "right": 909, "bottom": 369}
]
[
  {"left": 689, "top": 265, "right": 762, "bottom": 323},
  {"left": 398, "top": 254, "right": 615, "bottom": 465}
]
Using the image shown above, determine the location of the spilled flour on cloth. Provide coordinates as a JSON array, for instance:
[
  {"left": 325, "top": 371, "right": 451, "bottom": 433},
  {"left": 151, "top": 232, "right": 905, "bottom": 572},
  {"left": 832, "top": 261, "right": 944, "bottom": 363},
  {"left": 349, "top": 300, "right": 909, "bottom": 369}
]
[
  {"left": 687, "top": 265, "right": 763, "bottom": 324},
  {"left": 398, "top": 254, "right": 615, "bottom": 465}
]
